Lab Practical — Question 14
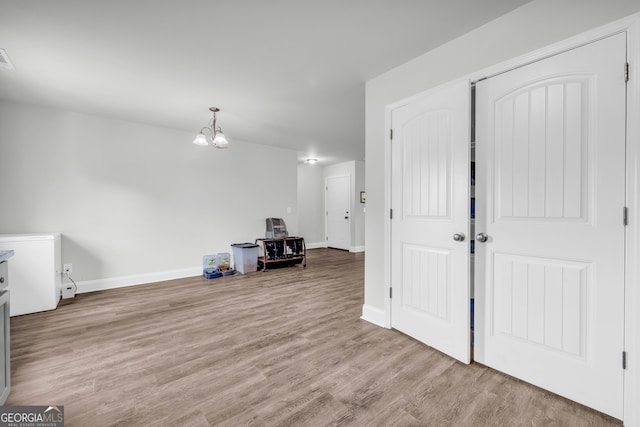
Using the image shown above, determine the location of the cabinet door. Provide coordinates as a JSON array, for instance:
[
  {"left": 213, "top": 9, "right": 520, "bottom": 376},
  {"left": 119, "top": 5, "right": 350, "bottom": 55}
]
[
  {"left": 474, "top": 33, "right": 626, "bottom": 418},
  {"left": 0, "top": 290, "right": 10, "bottom": 405},
  {"left": 390, "top": 79, "right": 471, "bottom": 364}
]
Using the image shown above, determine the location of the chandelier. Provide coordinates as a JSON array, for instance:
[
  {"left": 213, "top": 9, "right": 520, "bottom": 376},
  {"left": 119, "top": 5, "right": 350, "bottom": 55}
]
[{"left": 193, "top": 107, "right": 229, "bottom": 148}]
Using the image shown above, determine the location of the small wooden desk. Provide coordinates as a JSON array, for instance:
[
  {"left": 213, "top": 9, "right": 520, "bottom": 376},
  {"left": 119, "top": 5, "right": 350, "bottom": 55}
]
[{"left": 255, "top": 237, "right": 306, "bottom": 271}]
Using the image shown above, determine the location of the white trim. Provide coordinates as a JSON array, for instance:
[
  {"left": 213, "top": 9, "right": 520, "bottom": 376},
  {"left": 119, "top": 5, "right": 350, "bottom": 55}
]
[
  {"left": 305, "top": 242, "right": 327, "bottom": 249},
  {"left": 349, "top": 246, "right": 365, "bottom": 253},
  {"left": 624, "top": 14, "right": 640, "bottom": 427},
  {"left": 384, "top": 15, "right": 640, "bottom": 111},
  {"left": 384, "top": 104, "right": 394, "bottom": 329},
  {"left": 360, "top": 304, "right": 387, "bottom": 328},
  {"left": 385, "top": 83, "right": 468, "bottom": 330},
  {"left": 468, "top": 16, "right": 638, "bottom": 84},
  {"left": 73, "top": 266, "right": 201, "bottom": 294}
]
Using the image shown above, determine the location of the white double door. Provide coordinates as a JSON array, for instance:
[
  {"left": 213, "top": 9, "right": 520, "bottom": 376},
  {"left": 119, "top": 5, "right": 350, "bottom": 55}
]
[{"left": 391, "top": 33, "right": 626, "bottom": 418}]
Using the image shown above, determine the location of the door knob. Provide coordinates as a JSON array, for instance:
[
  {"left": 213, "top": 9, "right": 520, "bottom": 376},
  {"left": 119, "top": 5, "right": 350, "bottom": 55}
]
[
  {"left": 344, "top": 216, "right": 349, "bottom": 219},
  {"left": 452, "top": 233, "right": 465, "bottom": 242},
  {"left": 475, "top": 232, "right": 488, "bottom": 243}
]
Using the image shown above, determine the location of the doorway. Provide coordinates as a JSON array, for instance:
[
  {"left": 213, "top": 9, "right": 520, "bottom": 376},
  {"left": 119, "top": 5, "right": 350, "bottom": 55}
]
[
  {"left": 388, "top": 31, "right": 627, "bottom": 420},
  {"left": 325, "top": 175, "right": 351, "bottom": 250}
]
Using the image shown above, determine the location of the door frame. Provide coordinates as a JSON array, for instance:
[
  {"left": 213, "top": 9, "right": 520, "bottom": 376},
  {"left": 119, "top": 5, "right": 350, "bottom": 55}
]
[
  {"left": 383, "top": 12, "right": 640, "bottom": 425},
  {"left": 325, "top": 174, "right": 352, "bottom": 250}
]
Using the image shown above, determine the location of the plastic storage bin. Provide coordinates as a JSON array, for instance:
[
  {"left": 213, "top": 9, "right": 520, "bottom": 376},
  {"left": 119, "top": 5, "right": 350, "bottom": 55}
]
[{"left": 231, "top": 243, "right": 259, "bottom": 274}]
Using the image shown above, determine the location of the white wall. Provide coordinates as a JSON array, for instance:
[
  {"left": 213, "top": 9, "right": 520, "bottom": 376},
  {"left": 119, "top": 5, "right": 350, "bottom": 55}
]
[
  {"left": 297, "top": 163, "right": 325, "bottom": 246},
  {"left": 364, "top": 0, "right": 640, "bottom": 312},
  {"left": 0, "top": 100, "right": 298, "bottom": 288}
]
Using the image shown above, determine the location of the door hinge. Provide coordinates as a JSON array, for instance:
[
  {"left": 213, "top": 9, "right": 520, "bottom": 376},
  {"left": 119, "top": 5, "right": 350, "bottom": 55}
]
[
  {"left": 623, "top": 207, "right": 628, "bottom": 226},
  {"left": 625, "top": 62, "right": 629, "bottom": 82},
  {"left": 326, "top": 236, "right": 328, "bottom": 241},
  {"left": 389, "top": 287, "right": 393, "bottom": 299},
  {"left": 390, "top": 209, "right": 393, "bottom": 220},
  {"left": 623, "top": 351, "right": 627, "bottom": 370},
  {"left": 390, "top": 129, "right": 393, "bottom": 141}
]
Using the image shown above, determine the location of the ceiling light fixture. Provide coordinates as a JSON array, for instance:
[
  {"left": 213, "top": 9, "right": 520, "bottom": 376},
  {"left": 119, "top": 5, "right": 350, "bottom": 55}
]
[
  {"left": 193, "top": 107, "right": 229, "bottom": 148},
  {"left": 0, "top": 49, "right": 15, "bottom": 70},
  {"left": 304, "top": 158, "right": 318, "bottom": 165}
]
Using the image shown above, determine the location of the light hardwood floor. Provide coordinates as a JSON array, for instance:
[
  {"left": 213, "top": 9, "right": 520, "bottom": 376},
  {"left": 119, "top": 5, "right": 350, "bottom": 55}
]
[{"left": 8, "top": 249, "right": 620, "bottom": 426}]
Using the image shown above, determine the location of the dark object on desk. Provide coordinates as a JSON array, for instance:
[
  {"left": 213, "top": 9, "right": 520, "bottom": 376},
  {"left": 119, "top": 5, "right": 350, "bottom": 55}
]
[
  {"left": 264, "top": 240, "right": 285, "bottom": 259},
  {"left": 265, "top": 218, "right": 288, "bottom": 239}
]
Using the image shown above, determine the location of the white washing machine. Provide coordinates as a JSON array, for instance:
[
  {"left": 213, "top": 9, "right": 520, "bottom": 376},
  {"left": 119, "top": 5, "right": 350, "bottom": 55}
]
[{"left": 0, "top": 234, "right": 61, "bottom": 316}]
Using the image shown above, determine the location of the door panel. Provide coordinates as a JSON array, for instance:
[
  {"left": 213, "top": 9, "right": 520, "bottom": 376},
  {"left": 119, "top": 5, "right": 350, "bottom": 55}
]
[
  {"left": 402, "top": 244, "right": 450, "bottom": 320},
  {"left": 326, "top": 175, "right": 350, "bottom": 250},
  {"left": 475, "top": 33, "right": 626, "bottom": 418},
  {"left": 494, "top": 76, "right": 591, "bottom": 222},
  {"left": 391, "top": 79, "right": 470, "bottom": 364},
  {"left": 492, "top": 253, "right": 589, "bottom": 357}
]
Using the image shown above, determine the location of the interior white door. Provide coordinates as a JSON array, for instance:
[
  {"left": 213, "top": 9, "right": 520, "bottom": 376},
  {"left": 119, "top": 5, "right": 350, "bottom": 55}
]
[
  {"left": 326, "top": 175, "right": 351, "bottom": 250},
  {"left": 390, "top": 80, "right": 470, "bottom": 364},
  {"left": 474, "top": 33, "right": 626, "bottom": 418}
]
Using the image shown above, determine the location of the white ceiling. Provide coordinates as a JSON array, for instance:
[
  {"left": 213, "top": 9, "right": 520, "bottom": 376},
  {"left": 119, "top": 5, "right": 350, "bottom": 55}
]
[{"left": 0, "top": 0, "right": 530, "bottom": 164}]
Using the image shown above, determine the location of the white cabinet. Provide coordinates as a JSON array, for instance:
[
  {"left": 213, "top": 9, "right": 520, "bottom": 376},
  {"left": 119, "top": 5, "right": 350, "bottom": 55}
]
[
  {"left": 0, "top": 260, "right": 11, "bottom": 404},
  {"left": 0, "top": 234, "right": 61, "bottom": 316}
]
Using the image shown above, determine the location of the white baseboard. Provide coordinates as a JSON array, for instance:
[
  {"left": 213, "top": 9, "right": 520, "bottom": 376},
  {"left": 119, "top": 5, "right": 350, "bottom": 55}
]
[
  {"left": 74, "top": 266, "right": 201, "bottom": 294},
  {"left": 360, "top": 304, "right": 387, "bottom": 328},
  {"left": 304, "top": 242, "right": 364, "bottom": 252},
  {"left": 305, "top": 242, "right": 327, "bottom": 249}
]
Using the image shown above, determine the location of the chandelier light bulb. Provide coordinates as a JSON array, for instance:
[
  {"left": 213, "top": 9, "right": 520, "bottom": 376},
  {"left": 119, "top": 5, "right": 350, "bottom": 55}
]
[
  {"left": 193, "top": 133, "right": 209, "bottom": 146},
  {"left": 212, "top": 130, "right": 229, "bottom": 148}
]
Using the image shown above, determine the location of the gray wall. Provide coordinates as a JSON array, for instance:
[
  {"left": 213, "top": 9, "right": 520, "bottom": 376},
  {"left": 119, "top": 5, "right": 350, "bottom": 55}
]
[
  {"left": 0, "top": 100, "right": 298, "bottom": 283},
  {"left": 364, "top": 0, "right": 640, "bottom": 313},
  {"left": 297, "top": 163, "right": 325, "bottom": 246},
  {"left": 297, "top": 160, "right": 366, "bottom": 250}
]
